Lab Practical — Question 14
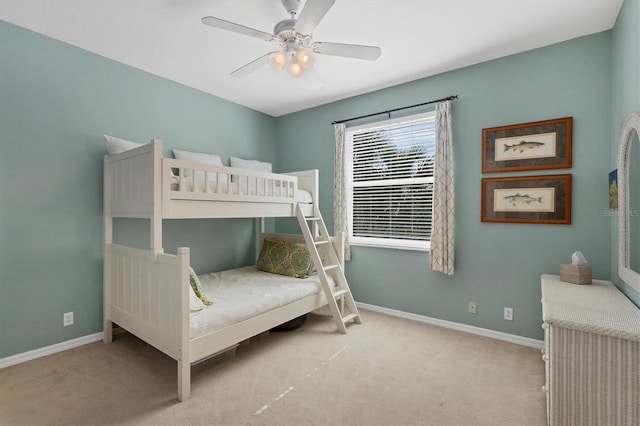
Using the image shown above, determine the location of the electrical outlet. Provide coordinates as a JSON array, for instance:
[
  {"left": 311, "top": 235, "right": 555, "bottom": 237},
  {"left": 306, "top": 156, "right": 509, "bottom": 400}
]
[
  {"left": 504, "top": 307, "right": 513, "bottom": 321},
  {"left": 63, "top": 312, "right": 74, "bottom": 327},
  {"left": 468, "top": 301, "right": 477, "bottom": 314}
]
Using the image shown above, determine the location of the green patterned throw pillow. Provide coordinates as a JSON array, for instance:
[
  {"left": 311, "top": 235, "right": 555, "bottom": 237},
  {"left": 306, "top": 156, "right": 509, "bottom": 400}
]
[
  {"left": 257, "top": 238, "right": 314, "bottom": 278},
  {"left": 189, "top": 266, "right": 213, "bottom": 306}
]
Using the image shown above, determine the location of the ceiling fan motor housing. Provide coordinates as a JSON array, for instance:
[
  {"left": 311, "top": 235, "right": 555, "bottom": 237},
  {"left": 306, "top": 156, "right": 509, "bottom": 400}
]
[
  {"left": 273, "top": 18, "right": 311, "bottom": 48},
  {"left": 273, "top": 19, "right": 297, "bottom": 39}
]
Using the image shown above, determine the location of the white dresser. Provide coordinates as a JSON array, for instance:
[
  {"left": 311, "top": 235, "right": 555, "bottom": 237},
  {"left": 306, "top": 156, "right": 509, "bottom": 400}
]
[{"left": 541, "top": 274, "right": 640, "bottom": 426}]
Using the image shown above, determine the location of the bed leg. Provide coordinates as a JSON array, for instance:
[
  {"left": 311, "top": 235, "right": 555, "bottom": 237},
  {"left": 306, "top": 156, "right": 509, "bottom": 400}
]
[
  {"left": 177, "top": 356, "right": 191, "bottom": 402},
  {"left": 103, "top": 319, "right": 113, "bottom": 343}
]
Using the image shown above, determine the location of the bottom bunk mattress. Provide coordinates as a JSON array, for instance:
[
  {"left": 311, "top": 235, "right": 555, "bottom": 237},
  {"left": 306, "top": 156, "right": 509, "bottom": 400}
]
[{"left": 190, "top": 266, "right": 332, "bottom": 339}]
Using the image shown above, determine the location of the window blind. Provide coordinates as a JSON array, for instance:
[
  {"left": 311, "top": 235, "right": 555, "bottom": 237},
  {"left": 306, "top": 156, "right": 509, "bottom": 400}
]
[{"left": 347, "top": 112, "right": 435, "bottom": 249}]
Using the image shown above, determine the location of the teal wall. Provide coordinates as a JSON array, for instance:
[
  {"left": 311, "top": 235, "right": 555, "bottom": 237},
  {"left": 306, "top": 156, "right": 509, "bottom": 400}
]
[
  {"left": 0, "top": 21, "right": 276, "bottom": 358},
  {"left": 611, "top": 0, "right": 640, "bottom": 305},
  {"left": 2, "top": 4, "right": 635, "bottom": 359},
  {"left": 275, "top": 32, "right": 613, "bottom": 340}
]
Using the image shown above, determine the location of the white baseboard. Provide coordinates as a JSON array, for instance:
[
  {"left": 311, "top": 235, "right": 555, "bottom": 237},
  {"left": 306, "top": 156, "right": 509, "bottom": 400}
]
[
  {"left": 0, "top": 332, "right": 104, "bottom": 369},
  {"left": 356, "top": 302, "right": 544, "bottom": 350},
  {"left": 1, "top": 304, "right": 543, "bottom": 370}
]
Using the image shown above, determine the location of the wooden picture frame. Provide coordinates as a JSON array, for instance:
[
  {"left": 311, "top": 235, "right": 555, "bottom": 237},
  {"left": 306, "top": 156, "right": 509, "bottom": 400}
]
[
  {"left": 482, "top": 117, "right": 572, "bottom": 173},
  {"left": 481, "top": 174, "right": 572, "bottom": 224}
]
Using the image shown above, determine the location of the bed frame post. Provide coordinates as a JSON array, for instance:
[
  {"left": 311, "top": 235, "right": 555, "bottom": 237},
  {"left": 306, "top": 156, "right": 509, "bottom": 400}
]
[
  {"left": 176, "top": 246, "right": 191, "bottom": 401},
  {"left": 150, "top": 139, "right": 163, "bottom": 254},
  {"left": 102, "top": 156, "right": 113, "bottom": 343},
  {"left": 103, "top": 156, "right": 114, "bottom": 344}
]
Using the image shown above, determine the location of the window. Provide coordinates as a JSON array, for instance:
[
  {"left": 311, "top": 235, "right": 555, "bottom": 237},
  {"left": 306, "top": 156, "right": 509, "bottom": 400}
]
[{"left": 346, "top": 111, "right": 435, "bottom": 251}]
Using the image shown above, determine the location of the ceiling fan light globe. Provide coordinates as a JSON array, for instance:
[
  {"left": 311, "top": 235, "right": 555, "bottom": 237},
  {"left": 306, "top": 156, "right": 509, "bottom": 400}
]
[
  {"left": 269, "top": 51, "right": 288, "bottom": 70},
  {"left": 289, "top": 61, "right": 304, "bottom": 77},
  {"left": 296, "top": 49, "right": 314, "bottom": 69}
]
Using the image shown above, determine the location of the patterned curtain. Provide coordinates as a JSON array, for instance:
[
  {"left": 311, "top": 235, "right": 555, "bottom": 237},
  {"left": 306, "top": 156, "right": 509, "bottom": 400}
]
[
  {"left": 333, "top": 123, "right": 350, "bottom": 261},
  {"left": 429, "top": 100, "right": 455, "bottom": 275}
]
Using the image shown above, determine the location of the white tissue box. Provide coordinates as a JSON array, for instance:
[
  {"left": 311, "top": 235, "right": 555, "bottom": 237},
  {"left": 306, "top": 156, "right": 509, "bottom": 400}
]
[{"left": 560, "top": 264, "right": 592, "bottom": 284}]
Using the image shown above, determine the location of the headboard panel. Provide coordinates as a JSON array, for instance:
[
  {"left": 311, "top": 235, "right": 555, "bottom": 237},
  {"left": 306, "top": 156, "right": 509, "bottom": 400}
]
[
  {"left": 285, "top": 169, "right": 319, "bottom": 209},
  {"left": 104, "top": 140, "right": 161, "bottom": 218}
]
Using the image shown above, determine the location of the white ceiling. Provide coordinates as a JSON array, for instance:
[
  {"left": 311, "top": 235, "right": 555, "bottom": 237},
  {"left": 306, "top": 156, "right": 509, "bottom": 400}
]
[{"left": 0, "top": 0, "right": 623, "bottom": 117}]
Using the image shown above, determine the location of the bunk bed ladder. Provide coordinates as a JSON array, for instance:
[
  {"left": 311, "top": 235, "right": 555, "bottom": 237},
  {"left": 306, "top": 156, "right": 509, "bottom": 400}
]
[{"left": 296, "top": 204, "right": 361, "bottom": 334}]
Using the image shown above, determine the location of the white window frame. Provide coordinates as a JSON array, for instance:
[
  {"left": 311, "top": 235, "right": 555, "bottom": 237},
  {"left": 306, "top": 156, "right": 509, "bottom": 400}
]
[{"left": 345, "top": 111, "right": 435, "bottom": 252}]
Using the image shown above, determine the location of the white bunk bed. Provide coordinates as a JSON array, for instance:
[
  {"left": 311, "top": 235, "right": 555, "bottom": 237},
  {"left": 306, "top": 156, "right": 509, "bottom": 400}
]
[{"left": 103, "top": 139, "right": 354, "bottom": 402}]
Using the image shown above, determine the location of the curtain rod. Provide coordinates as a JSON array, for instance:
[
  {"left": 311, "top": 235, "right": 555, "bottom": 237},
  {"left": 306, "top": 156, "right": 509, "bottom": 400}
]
[{"left": 331, "top": 94, "right": 458, "bottom": 125}]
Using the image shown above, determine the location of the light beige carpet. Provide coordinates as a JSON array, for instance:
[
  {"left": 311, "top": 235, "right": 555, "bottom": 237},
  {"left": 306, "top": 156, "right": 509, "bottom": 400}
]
[{"left": 0, "top": 309, "right": 546, "bottom": 425}]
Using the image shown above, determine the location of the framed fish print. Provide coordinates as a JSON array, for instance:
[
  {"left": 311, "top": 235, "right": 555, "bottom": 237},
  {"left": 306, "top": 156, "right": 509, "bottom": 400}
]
[
  {"left": 482, "top": 117, "right": 572, "bottom": 173},
  {"left": 481, "top": 174, "right": 572, "bottom": 224}
]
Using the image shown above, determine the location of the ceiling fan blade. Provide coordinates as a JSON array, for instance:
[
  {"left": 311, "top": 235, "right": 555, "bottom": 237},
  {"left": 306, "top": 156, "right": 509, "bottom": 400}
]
[
  {"left": 202, "top": 16, "right": 274, "bottom": 42},
  {"left": 312, "top": 42, "right": 381, "bottom": 60},
  {"left": 230, "top": 53, "right": 271, "bottom": 77},
  {"left": 294, "top": 0, "right": 335, "bottom": 36}
]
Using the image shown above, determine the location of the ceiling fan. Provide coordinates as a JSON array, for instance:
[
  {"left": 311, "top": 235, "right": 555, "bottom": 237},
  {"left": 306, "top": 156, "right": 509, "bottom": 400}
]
[{"left": 201, "top": 0, "right": 381, "bottom": 78}]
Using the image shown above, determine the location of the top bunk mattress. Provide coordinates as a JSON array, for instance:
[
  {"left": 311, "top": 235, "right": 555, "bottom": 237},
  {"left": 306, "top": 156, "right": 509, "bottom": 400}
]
[{"left": 190, "top": 266, "right": 331, "bottom": 339}]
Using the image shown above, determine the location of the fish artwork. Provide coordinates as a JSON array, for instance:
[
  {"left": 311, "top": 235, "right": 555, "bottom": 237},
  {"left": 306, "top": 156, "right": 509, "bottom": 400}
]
[
  {"left": 503, "top": 193, "right": 543, "bottom": 206},
  {"left": 504, "top": 140, "right": 545, "bottom": 153}
]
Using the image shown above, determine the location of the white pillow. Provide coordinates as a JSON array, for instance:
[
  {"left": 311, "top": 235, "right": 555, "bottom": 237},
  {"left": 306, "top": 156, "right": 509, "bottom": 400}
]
[
  {"left": 190, "top": 287, "right": 206, "bottom": 312},
  {"left": 230, "top": 156, "right": 272, "bottom": 183},
  {"left": 173, "top": 149, "right": 227, "bottom": 184},
  {"left": 104, "top": 135, "right": 144, "bottom": 155},
  {"left": 230, "top": 156, "right": 272, "bottom": 173}
]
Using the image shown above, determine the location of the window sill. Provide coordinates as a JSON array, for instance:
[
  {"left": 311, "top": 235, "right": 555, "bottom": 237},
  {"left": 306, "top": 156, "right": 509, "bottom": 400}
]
[{"left": 350, "top": 240, "right": 430, "bottom": 252}]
